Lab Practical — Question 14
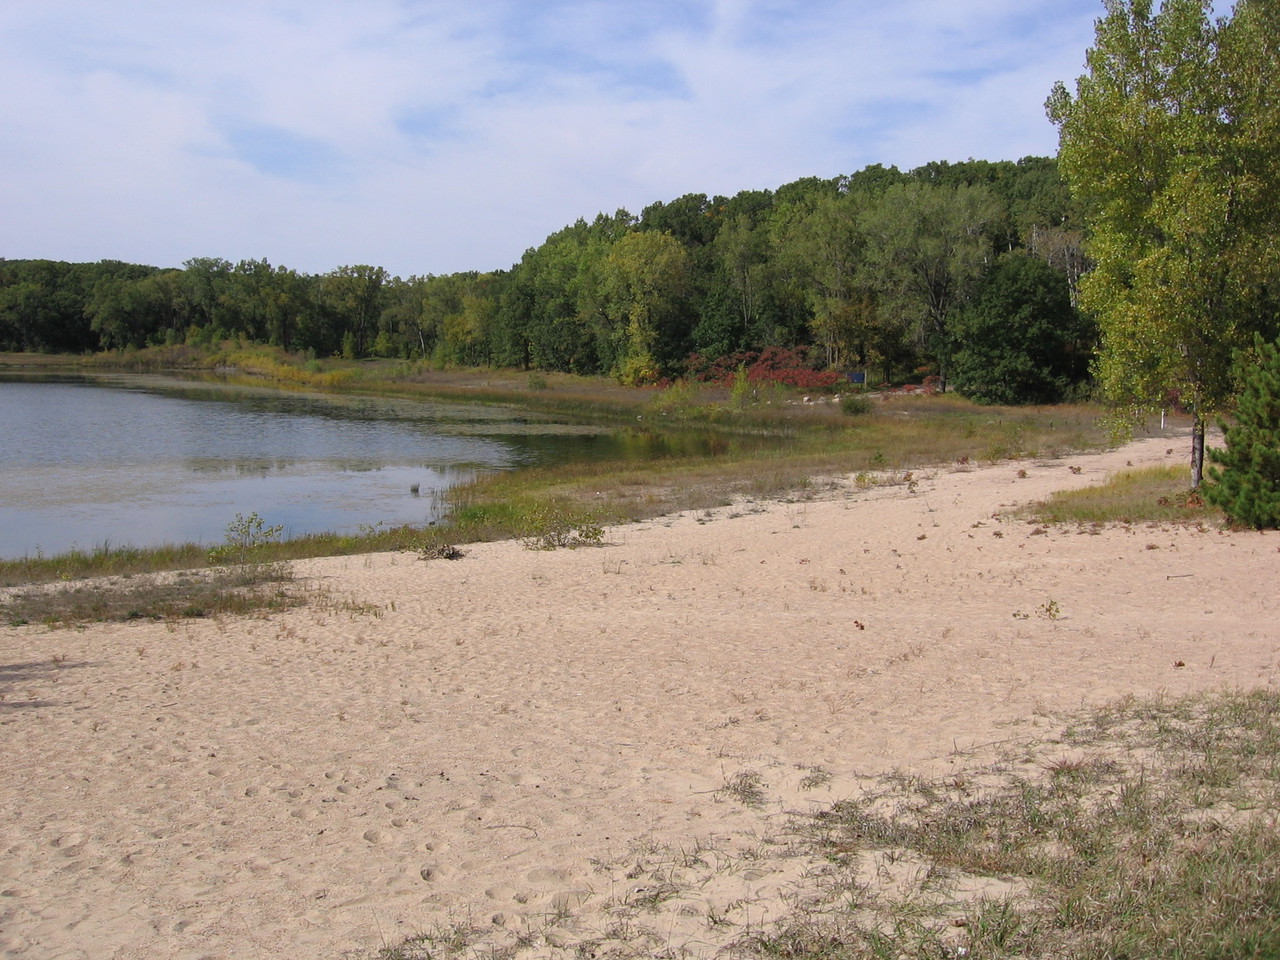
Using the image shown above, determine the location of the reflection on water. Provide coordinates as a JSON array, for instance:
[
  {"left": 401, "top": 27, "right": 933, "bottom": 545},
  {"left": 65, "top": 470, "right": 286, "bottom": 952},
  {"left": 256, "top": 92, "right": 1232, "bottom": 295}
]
[{"left": 0, "top": 372, "right": 747, "bottom": 558}]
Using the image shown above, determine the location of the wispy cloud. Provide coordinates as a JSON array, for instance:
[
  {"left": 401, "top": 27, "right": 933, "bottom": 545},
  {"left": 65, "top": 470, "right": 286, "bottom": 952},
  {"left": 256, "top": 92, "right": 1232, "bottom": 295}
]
[{"left": 0, "top": 0, "right": 1104, "bottom": 277}]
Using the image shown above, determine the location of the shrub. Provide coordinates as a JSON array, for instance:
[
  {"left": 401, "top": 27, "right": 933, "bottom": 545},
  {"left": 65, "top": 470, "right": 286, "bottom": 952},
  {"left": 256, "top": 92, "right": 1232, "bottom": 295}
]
[
  {"left": 840, "top": 393, "right": 874, "bottom": 416},
  {"left": 520, "top": 504, "right": 604, "bottom": 550},
  {"left": 686, "top": 347, "right": 842, "bottom": 391},
  {"left": 208, "top": 512, "right": 284, "bottom": 565}
]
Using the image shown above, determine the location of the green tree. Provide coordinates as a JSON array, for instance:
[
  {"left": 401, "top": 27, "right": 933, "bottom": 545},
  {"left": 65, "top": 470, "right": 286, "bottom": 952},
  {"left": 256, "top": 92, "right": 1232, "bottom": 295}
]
[
  {"left": 181, "top": 257, "right": 236, "bottom": 338},
  {"left": 320, "top": 265, "right": 388, "bottom": 358},
  {"left": 950, "top": 252, "right": 1093, "bottom": 405},
  {"left": 1047, "top": 0, "right": 1280, "bottom": 486},
  {"left": 83, "top": 262, "right": 173, "bottom": 349},
  {"left": 599, "top": 230, "right": 691, "bottom": 382},
  {"left": 771, "top": 191, "right": 886, "bottom": 373},
  {"left": 0, "top": 260, "right": 105, "bottom": 352},
  {"left": 858, "top": 182, "right": 1003, "bottom": 387},
  {"left": 1205, "top": 336, "right": 1280, "bottom": 529},
  {"left": 708, "top": 212, "right": 770, "bottom": 352}
]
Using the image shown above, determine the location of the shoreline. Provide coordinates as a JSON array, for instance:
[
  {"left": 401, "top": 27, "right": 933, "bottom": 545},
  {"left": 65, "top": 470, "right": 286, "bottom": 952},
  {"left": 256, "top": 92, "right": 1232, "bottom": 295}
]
[{"left": 2, "top": 431, "right": 1276, "bottom": 959}]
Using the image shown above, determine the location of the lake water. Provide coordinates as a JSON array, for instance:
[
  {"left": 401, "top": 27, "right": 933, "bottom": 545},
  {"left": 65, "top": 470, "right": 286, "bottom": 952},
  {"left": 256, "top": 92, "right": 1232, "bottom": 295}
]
[{"left": 0, "top": 372, "right": 719, "bottom": 559}]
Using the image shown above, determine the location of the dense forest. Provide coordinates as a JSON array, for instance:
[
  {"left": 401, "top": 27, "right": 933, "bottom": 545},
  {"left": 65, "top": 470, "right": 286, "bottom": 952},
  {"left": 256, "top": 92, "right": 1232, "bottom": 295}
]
[{"left": 0, "top": 156, "right": 1094, "bottom": 403}]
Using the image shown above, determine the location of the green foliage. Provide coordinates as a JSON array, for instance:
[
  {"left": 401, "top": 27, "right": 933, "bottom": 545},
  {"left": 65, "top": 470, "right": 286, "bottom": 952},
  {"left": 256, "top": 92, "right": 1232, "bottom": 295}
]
[
  {"left": 3, "top": 156, "right": 1083, "bottom": 388},
  {"left": 949, "top": 252, "right": 1094, "bottom": 405},
  {"left": 208, "top": 512, "right": 285, "bottom": 565},
  {"left": 519, "top": 504, "right": 604, "bottom": 551},
  {"left": 839, "top": 393, "right": 874, "bottom": 416},
  {"left": 1048, "top": 0, "right": 1280, "bottom": 483},
  {"left": 1206, "top": 336, "right": 1280, "bottom": 529}
]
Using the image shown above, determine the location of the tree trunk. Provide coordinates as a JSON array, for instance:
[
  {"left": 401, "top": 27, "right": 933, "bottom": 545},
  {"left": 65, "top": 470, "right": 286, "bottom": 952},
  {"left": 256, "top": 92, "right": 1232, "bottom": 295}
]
[{"left": 1191, "top": 414, "right": 1206, "bottom": 489}]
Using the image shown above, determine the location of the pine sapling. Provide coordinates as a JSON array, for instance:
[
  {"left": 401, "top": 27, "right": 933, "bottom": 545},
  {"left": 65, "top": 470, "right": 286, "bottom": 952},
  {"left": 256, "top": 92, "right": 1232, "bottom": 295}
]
[{"left": 1205, "top": 335, "right": 1280, "bottom": 529}]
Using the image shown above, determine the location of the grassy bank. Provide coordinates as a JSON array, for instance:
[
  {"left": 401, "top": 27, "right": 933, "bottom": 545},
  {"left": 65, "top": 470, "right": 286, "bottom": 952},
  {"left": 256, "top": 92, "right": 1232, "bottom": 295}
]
[{"left": 3, "top": 344, "right": 1156, "bottom": 611}]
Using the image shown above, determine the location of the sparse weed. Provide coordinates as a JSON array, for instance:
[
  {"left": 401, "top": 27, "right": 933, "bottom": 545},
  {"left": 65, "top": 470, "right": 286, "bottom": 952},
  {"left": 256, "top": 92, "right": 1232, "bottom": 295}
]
[
  {"left": 1038, "top": 598, "right": 1062, "bottom": 620},
  {"left": 718, "top": 769, "right": 768, "bottom": 808},
  {"left": 746, "top": 689, "right": 1280, "bottom": 960},
  {"left": 418, "top": 541, "right": 465, "bottom": 561},
  {"left": 800, "top": 767, "right": 834, "bottom": 791}
]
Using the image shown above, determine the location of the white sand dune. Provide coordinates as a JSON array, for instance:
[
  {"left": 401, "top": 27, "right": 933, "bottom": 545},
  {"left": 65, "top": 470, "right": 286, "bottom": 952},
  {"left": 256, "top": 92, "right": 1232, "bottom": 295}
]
[{"left": 2, "top": 431, "right": 1276, "bottom": 959}]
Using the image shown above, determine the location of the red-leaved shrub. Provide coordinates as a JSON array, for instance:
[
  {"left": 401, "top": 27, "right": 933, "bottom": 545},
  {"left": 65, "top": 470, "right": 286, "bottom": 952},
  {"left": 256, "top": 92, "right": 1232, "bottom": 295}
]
[{"left": 686, "top": 347, "right": 842, "bottom": 390}]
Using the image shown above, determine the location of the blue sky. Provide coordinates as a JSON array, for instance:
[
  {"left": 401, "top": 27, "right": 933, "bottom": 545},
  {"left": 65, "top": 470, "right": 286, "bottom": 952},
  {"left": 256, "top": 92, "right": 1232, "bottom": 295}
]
[{"left": 1, "top": 0, "right": 1110, "bottom": 278}]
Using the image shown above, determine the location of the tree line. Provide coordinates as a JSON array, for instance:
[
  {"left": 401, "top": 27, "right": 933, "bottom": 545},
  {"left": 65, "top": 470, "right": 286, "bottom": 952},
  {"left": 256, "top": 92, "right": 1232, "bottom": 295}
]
[{"left": 0, "top": 156, "right": 1094, "bottom": 404}]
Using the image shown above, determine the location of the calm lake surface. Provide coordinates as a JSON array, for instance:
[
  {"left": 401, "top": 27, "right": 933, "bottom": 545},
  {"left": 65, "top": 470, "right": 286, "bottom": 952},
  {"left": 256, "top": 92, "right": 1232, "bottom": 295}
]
[{"left": 0, "top": 372, "right": 726, "bottom": 559}]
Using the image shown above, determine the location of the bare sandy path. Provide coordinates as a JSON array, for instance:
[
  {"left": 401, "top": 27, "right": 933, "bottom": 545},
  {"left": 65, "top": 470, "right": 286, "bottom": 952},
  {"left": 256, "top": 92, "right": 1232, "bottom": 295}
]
[{"left": 1, "top": 431, "right": 1276, "bottom": 959}]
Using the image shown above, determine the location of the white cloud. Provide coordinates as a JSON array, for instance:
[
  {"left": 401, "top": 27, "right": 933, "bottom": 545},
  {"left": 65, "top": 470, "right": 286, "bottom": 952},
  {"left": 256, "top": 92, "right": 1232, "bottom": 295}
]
[{"left": 0, "top": 0, "right": 1105, "bottom": 277}]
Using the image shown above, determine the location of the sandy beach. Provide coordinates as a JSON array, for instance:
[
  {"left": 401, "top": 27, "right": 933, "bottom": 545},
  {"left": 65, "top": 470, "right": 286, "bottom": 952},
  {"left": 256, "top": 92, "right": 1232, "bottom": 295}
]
[{"left": 2, "top": 431, "right": 1277, "bottom": 959}]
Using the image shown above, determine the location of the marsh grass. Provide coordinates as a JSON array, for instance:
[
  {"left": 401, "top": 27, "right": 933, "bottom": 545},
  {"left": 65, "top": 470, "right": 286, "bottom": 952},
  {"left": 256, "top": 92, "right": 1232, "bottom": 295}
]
[
  {"left": 747, "top": 689, "right": 1280, "bottom": 960},
  {"left": 1023, "top": 464, "right": 1224, "bottom": 526},
  {"left": 2, "top": 349, "right": 1115, "bottom": 596}
]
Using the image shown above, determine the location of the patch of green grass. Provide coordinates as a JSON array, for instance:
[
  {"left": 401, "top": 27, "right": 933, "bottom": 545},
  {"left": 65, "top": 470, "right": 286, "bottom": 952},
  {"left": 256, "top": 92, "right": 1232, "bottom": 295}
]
[
  {"left": 1023, "top": 464, "right": 1223, "bottom": 525},
  {"left": 747, "top": 689, "right": 1280, "bottom": 960}
]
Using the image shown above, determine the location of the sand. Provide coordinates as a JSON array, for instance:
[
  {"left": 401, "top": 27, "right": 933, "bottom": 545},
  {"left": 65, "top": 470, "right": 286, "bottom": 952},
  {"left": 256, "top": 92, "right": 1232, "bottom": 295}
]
[{"left": 2, "top": 430, "right": 1277, "bottom": 959}]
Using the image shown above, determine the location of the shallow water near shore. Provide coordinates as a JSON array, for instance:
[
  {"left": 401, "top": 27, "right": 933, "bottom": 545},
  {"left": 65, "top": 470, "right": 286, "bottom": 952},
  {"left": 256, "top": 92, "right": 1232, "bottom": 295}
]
[{"left": 0, "top": 371, "right": 722, "bottom": 558}]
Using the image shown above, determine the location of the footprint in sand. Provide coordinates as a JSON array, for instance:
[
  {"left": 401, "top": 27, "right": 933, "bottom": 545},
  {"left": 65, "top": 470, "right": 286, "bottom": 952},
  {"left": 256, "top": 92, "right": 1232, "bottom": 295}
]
[
  {"left": 525, "top": 866, "right": 570, "bottom": 886},
  {"left": 550, "top": 889, "right": 592, "bottom": 911},
  {"left": 51, "top": 833, "right": 84, "bottom": 852}
]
